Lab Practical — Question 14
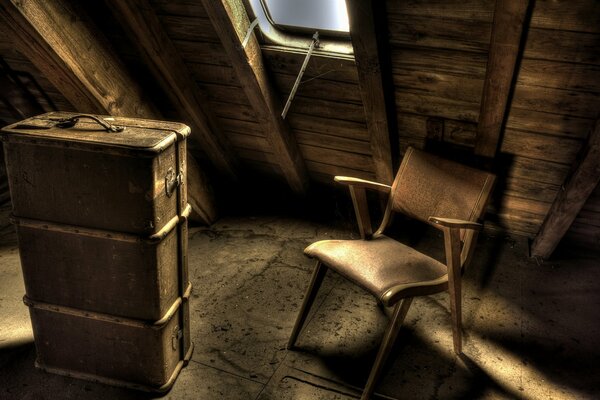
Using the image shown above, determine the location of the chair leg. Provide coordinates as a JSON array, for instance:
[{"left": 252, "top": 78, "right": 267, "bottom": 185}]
[
  {"left": 361, "top": 297, "right": 413, "bottom": 400},
  {"left": 287, "top": 261, "right": 328, "bottom": 349},
  {"left": 448, "top": 280, "right": 462, "bottom": 354}
]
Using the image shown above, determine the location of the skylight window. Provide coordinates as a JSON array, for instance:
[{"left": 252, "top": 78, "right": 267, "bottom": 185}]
[
  {"left": 246, "top": 0, "right": 353, "bottom": 55},
  {"left": 262, "top": 0, "right": 349, "bottom": 36}
]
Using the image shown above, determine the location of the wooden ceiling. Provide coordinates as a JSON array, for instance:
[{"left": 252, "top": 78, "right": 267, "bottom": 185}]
[{"left": 0, "top": 0, "right": 598, "bottom": 257}]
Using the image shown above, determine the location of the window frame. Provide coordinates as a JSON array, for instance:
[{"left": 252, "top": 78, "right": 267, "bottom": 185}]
[{"left": 244, "top": 0, "right": 354, "bottom": 56}]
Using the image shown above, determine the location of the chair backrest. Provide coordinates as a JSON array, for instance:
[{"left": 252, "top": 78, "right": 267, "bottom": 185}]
[
  {"left": 377, "top": 147, "right": 495, "bottom": 251},
  {"left": 389, "top": 147, "right": 495, "bottom": 225}
]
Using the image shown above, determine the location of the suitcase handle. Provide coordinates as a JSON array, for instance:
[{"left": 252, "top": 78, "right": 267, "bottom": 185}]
[{"left": 54, "top": 114, "right": 125, "bottom": 132}]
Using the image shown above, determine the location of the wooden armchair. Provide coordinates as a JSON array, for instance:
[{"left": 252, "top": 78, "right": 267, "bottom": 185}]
[{"left": 287, "top": 147, "right": 496, "bottom": 400}]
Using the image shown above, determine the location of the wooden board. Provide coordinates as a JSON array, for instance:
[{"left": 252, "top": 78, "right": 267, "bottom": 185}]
[
  {"left": 385, "top": 0, "right": 495, "bottom": 22},
  {"left": 294, "top": 130, "right": 372, "bottom": 156},
  {"left": 524, "top": 29, "right": 600, "bottom": 65},
  {"left": 395, "top": 92, "right": 480, "bottom": 123},
  {"left": 298, "top": 144, "right": 375, "bottom": 173},
  {"left": 499, "top": 129, "right": 583, "bottom": 164},
  {"left": 387, "top": 15, "right": 491, "bottom": 53},
  {"left": 287, "top": 96, "right": 367, "bottom": 123},
  {"left": 392, "top": 70, "right": 483, "bottom": 104},
  {"left": 157, "top": 16, "right": 220, "bottom": 42},
  {"left": 390, "top": 47, "right": 487, "bottom": 78},
  {"left": 304, "top": 160, "right": 377, "bottom": 182},
  {"left": 210, "top": 101, "right": 258, "bottom": 122},
  {"left": 172, "top": 40, "right": 233, "bottom": 66},
  {"left": 517, "top": 59, "right": 600, "bottom": 93},
  {"left": 511, "top": 85, "right": 600, "bottom": 119},
  {"left": 187, "top": 63, "right": 241, "bottom": 86},
  {"left": 273, "top": 72, "right": 363, "bottom": 105},
  {"left": 150, "top": 0, "right": 209, "bottom": 18},
  {"left": 262, "top": 47, "right": 359, "bottom": 84},
  {"left": 286, "top": 113, "right": 369, "bottom": 140},
  {"left": 506, "top": 108, "right": 595, "bottom": 139},
  {"left": 529, "top": 0, "right": 600, "bottom": 33}
]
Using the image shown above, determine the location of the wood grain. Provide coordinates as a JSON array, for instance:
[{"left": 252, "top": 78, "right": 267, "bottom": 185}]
[
  {"left": 531, "top": 119, "right": 600, "bottom": 258},
  {"left": 475, "top": 0, "right": 530, "bottom": 158},
  {"left": 387, "top": 15, "right": 492, "bottom": 53},
  {"left": 386, "top": 0, "right": 495, "bottom": 22},
  {"left": 201, "top": 0, "right": 309, "bottom": 194},
  {"left": 106, "top": 0, "right": 239, "bottom": 180},
  {"left": 347, "top": 0, "right": 395, "bottom": 184}
]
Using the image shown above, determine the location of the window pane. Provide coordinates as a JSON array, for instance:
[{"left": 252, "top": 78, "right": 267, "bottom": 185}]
[{"left": 262, "top": 0, "right": 349, "bottom": 33}]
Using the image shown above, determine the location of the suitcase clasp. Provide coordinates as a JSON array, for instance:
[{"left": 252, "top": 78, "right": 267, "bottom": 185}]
[{"left": 165, "top": 168, "right": 182, "bottom": 198}]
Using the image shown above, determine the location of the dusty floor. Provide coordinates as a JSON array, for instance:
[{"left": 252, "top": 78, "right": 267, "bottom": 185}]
[{"left": 0, "top": 213, "right": 599, "bottom": 399}]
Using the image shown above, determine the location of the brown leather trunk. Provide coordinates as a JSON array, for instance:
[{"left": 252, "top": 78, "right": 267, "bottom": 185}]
[{"left": 0, "top": 112, "right": 193, "bottom": 392}]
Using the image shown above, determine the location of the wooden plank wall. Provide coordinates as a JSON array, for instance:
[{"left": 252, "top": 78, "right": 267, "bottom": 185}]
[
  {"left": 0, "top": 31, "right": 75, "bottom": 121},
  {"left": 0, "top": 28, "right": 75, "bottom": 238},
  {"left": 385, "top": 0, "right": 600, "bottom": 237},
  {"left": 261, "top": 48, "right": 376, "bottom": 183},
  {"left": 148, "top": 0, "right": 282, "bottom": 178},
  {"left": 498, "top": 0, "right": 600, "bottom": 237},
  {"left": 149, "top": 0, "right": 378, "bottom": 184}
]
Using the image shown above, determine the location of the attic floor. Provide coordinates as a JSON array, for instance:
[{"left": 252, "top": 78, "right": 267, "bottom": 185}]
[{"left": 0, "top": 215, "right": 598, "bottom": 400}]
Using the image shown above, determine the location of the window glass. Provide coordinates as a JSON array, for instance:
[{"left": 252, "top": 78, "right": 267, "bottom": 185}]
[{"left": 262, "top": 0, "right": 349, "bottom": 35}]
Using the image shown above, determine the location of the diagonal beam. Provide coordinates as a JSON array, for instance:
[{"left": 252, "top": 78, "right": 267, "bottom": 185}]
[
  {"left": 0, "top": 0, "right": 217, "bottom": 224},
  {"left": 475, "top": 0, "right": 530, "bottom": 158},
  {"left": 346, "top": 0, "right": 395, "bottom": 185},
  {"left": 0, "top": 0, "right": 157, "bottom": 118},
  {"left": 104, "top": 0, "right": 239, "bottom": 181},
  {"left": 531, "top": 118, "right": 600, "bottom": 259},
  {"left": 201, "top": 0, "right": 309, "bottom": 194}
]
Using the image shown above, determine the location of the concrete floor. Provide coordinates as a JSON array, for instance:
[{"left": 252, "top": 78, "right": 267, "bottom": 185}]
[{"left": 0, "top": 214, "right": 599, "bottom": 399}]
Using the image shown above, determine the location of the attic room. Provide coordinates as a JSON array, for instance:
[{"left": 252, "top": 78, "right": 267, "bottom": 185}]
[{"left": 0, "top": 0, "right": 598, "bottom": 399}]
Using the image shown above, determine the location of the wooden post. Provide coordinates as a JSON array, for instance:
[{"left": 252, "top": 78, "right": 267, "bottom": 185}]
[
  {"left": 346, "top": 0, "right": 395, "bottom": 185},
  {"left": 201, "top": 0, "right": 309, "bottom": 195},
  {"left": 105, "top": 0, "right": 239, "bottom": 182},
  {"left": 475, "top": 0, "right": 530, "bottom": 158},
  {"left": 0, "top": 0, "right": 217, "bottom": 224},
  {"left": 531, "top": 119, "right": 600, "bottom": 259}
]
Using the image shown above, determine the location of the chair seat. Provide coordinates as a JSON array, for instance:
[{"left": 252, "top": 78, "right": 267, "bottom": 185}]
[{"left": 305, "top": 235, "right": 448, "bottom": 304}]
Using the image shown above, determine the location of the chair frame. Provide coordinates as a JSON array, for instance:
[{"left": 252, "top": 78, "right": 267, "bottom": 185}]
[{"left": 287, "top": 151, "right": 495, "bottom": 400}]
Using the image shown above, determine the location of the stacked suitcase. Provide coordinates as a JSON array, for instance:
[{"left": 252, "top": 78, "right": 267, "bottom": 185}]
[{"left": 0, "top": 112, "right": 193, "bottom": 392}]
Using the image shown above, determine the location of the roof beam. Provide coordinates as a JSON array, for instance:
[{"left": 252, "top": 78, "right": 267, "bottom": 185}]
[
  {"left": 0, "top": 0, "right": 157, "bottom": 118},
  {"left": 201, "top": 0, "right": 309, "bottom": 194},
  {"left": 346, "top": 0, "right": 395, "bottom": 184},
  {"left": 475, "top": 0, "right": 530, "bottom": 158},
  {"left": 104, "top": 0, "right": 239, "bottom": 181},
  {"left": 0, "top": 0, "right": 217, "bottom": 224},
  {"left": 531, "top": 119, "right": 600, "bottom": 259}
]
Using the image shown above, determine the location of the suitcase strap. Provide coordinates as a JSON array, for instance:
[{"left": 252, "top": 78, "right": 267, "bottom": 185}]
[
  {"left": 23, "top": 282, "right": 192, "bottom": 329},
  {"left": 173, "top": 136, "right": 192, "bottom": 363}
]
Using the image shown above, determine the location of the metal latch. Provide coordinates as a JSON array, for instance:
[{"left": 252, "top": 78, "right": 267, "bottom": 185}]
[
  {"left": 172, "top": 325, "right": 183, "bottom": 350},
  {"left": 165, "top": 167, "right": 182, "bottom": 198}
]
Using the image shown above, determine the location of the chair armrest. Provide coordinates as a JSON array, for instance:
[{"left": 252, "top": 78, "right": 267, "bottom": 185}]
[
  {"left": 334, "top": 176, "right": 391, "bottom": 193},
  {"left": 334, "top": 176, "right": 391, "bottom": 240},
  {"left": 428, "top": 217, "right": 482, "bottom": 231}
]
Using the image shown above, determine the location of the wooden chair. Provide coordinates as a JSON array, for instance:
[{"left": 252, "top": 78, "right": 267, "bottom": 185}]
[{"left": 287, "top": 147, "right": 496, "bottom": 400}]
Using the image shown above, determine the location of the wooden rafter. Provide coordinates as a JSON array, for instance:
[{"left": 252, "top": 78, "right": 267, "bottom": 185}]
[
  {"left": 0, "top": 0, "right": 157, "bottom": 118},
  {"left": 104, "top": 0, "right": 239, "bottom": 181},
  {"left": 531, "top": 118, "right": 600, "bottom": 259},
  {"left": 346, "top": 0, "right": 395, "bottom": 184},
  {"left": 0, "top": 0, "right": 217, "bottom": 224},
  {"left": 475, "top": 0, "right": 530, "bottom": 158},
  {"left": 201, "top": 0, "right": 309, "bottom": 194}
]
